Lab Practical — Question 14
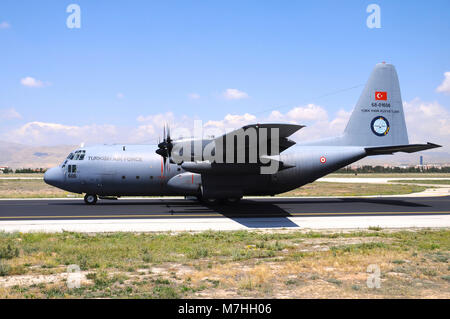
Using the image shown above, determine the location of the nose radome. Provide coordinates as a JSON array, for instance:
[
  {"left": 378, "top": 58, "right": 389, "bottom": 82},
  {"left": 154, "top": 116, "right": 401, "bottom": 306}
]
[{"left": 44, "top": 167, "right": 64, "bottom": 187}]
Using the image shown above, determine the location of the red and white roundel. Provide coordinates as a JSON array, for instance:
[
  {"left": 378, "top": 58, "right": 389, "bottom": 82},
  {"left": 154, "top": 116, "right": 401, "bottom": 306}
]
[{"left": 320, "top": 156, "right": 326, "bottom": 164}]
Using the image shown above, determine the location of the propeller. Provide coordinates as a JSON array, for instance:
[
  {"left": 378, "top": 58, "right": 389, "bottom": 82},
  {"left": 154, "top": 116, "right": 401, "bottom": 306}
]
[{"left": 155, "top": 124, "right": 173, "bottom": 165}]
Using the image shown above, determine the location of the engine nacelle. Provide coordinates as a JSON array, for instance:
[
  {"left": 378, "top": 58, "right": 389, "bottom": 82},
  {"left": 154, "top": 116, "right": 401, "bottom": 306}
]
[{"left": 167, "top": 172, "right": 201, "bottom": 195}]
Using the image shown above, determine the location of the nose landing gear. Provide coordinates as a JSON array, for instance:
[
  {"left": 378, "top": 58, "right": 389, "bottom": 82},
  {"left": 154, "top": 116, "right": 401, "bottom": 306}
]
[{"left": 84, "top": 194, "right": 98, "bottom": 205}]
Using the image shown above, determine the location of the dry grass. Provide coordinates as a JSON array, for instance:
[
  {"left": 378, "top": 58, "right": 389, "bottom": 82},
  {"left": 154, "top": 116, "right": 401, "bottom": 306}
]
[
  {"left": 390, "top": 180, "right": 450, "bottom": 185},
  {"left": 0, "top": 179, "right": 79, "bottom": 198},
  {"left": 329, "top": 173, "right": 450, "bottom": 178},
  {"left": 0, "top": 229, "right": 448, "bottom": 298},
  {"left": 279, "top": 182, "right": 427, "bottom": 197}
]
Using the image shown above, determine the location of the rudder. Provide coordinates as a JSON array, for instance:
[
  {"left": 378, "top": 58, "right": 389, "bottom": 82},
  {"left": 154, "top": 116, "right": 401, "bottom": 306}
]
[{"left": 343, "top": 63, "right": 409, "bottom": 146}]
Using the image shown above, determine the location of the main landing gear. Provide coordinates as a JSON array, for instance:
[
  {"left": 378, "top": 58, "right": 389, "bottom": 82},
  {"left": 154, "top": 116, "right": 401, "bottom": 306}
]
[
  {"left": 196, "top": 197, "right": 242, "bottom": 205},
  {"left": 84, "top": 194, "right": 98, "bottom": 205}
]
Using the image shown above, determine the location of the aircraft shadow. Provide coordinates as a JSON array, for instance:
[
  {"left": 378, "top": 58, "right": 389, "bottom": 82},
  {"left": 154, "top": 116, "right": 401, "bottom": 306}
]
[
  {"left": 200, "top": 200, "right": 299, "bottom": 228},
  {"left": 54, "top": 196, "right": 430, "bottom": 209},
  {"left": 50, "top": 197, "right": 434, "bottom": 229},
  {"left": 263, "top": 197, "right": 430, "bottom": 208}
]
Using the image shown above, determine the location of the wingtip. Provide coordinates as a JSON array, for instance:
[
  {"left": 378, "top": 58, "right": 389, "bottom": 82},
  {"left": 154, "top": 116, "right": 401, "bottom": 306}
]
[{"left": 426, "top": 142, "right": 442, "bottom": 149}]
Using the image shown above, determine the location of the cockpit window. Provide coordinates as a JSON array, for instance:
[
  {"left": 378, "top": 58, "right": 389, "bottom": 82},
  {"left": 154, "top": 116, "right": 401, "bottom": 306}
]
[{"left": 67, "top": 150, "right": 86, "bottom": 161}]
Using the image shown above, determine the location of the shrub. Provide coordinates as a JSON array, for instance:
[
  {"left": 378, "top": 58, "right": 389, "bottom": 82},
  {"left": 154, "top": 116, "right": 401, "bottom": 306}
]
[
  {"left": 0, "top": 262, "right": 11, "bottom": 276},
  {"left": 188, "top": 247, "right": 209, "bottom": 259},
  {"left": 0, "top": 244, "right": 19, "bottom": 259}
]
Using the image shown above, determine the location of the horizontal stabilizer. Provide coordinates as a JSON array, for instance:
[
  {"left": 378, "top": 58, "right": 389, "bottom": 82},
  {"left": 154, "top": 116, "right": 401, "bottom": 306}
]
[{"left": 365, "top": 143, "right": 441, "bottom": 155}]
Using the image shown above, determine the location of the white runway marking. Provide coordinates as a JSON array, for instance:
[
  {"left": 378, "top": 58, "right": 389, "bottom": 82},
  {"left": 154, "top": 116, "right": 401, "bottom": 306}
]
[{"left": 1, "top": 215, "right": 449, "bottom": 233}]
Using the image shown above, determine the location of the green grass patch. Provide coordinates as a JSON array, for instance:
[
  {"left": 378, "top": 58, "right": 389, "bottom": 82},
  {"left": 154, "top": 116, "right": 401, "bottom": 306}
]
[
  {"left": 0, "top": 229, "right": 448, "bottom": 298},
  {"left": 279, "top": 182, "right": 427, "bottom": 197}
]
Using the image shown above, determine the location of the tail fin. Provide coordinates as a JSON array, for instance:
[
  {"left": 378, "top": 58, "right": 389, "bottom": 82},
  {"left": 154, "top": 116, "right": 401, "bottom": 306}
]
[{"left": 343, "top": 63, "right": 409, "bottom": 146}]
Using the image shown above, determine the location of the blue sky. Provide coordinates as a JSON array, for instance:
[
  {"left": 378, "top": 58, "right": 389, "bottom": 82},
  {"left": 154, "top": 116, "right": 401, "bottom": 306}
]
[{"left": 0, "top": 0, "right": 449, "bottom": 149}]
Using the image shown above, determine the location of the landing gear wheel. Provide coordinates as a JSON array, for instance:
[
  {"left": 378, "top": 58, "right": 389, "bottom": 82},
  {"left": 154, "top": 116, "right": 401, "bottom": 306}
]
[
  {"left": 84, "top": 194, "right": 97, "bottom": 205},
  {"left": 226, "top": 197, "right": 242, "bottom": 204},
  {"left": 205, "top": 198, "right": 219, "bottom": 204}
]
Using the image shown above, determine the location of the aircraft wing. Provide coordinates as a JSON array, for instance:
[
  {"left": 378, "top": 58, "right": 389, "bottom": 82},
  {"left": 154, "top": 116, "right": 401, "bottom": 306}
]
[
  {"left": 214, "top": 123, "right": 304, "bottom": 154},
  {"left": 180, "top": 123, "right": 303, "bottom": 175}
]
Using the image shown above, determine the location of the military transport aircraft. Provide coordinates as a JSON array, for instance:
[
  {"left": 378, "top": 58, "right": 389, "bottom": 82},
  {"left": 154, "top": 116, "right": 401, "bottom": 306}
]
[{"left": 44, "top": 63, "right": 441, "bottom": 204}]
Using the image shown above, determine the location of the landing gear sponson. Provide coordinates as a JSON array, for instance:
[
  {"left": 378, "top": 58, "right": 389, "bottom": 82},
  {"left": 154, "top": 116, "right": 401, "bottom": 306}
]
[{"left": 82, "top": 194, "right": 241, "bottom": 205}]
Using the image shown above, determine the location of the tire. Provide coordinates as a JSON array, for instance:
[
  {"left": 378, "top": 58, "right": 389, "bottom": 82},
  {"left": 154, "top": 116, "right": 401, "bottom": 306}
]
[
  {"left": 201, "top": 198, "right": 222, "bottom": 205},
  {"left": 226, "top": 197, "right": 242, "bottom": 204},
  {"left": 205, "top": 198, "right": 218, "bottom": 204},
  {"left": 84, "top": 194, "right": 97, "bottom": 205}
]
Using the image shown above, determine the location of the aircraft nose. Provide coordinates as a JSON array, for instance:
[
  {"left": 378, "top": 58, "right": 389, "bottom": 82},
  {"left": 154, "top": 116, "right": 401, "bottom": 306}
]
[{"left": 44, "top": 167, "right": 64, "bottom": 187}]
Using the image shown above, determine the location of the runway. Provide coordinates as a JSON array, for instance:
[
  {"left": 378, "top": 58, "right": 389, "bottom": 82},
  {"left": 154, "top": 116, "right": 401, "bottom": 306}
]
[{"left": 0, "top": 196, "right": 449, "bottom": 232}]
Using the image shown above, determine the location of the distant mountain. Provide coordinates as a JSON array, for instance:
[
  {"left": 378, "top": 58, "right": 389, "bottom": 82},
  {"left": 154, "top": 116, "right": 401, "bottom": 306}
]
[{"left": 0, "top": 141, "right": 76, "bottom": 169}]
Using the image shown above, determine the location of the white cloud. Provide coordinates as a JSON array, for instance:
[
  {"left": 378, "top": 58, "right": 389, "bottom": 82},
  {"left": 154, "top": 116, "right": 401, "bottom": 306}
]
[
  {"left": 188, "top": 93, "right": 200, "bottom": 99},
  {"left": 116, "top": 92, "right": 125, "bottom": 99},
  {"left": 0, "top": 21, "right": 10, "bottom": 29},
  {"left": 329, "top": 109, "right": 351, "bottom": 131},
  {"left": 20, "top": 77, "right": 48, "bottom": 88},
  {"left": 4, "top": 122, "right": 120, "bottom": 146},
  {"left": 436, "top": 72, "right": 450, "bottom": 94},
  {"left": 403, "top": 98, "right": 450, "bottom": 150},
  {"left": 266, "top": 105, "right": 351, "bottom": 142},
  {"left": 0, "top": 108, "right": 22, "bottom": 121},
  {"left": 3, "top": 99, "right": 448, "bottom": 158},
  {"left": 204, "top": 113, "right": 256, "bottom": 129},
  {"left": 137, "top": 112, "right": 175, "bottom": 125},
  {"left": 286, "top": 104, "right": 329, "bottom": 121},
  {"left": 223, "top": 88, "right": 249, "bottom": 100}
]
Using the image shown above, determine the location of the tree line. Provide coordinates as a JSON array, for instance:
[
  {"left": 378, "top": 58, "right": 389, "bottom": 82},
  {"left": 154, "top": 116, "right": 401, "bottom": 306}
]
[
  {"left": 337, "top": 165, "right": 450, "bottom": 174},
  {"left": 1, "top": 168, "right": 47, "bottom": 174}
]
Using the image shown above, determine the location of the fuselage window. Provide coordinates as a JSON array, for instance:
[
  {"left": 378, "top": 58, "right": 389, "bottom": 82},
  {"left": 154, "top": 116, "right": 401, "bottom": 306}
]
[
  {"left": 68, "top": 165, "right": 77, "bottom": 173},
  {"left": 67, "top": 153, "right": 74, "bottom": 160},
  {"left": 79, "top": 150, "right": 86, "bottom": 160},
  {"left": 122, "top": 176, "right": 126, "bottom": 179},
  {"left": 136, "top": 176, "right": 140, "bottom": 179}
]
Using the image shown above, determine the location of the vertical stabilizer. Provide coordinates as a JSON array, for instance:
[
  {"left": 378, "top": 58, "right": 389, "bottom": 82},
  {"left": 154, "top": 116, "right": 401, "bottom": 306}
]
[{"left": 343, "top": 63, "right": 409, "bottom": 146}]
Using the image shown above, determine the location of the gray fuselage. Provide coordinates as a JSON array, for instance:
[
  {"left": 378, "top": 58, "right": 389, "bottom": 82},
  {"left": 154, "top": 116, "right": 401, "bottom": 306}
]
[{"left": 44, "top": 143, "right": 366, "bottom": 197}]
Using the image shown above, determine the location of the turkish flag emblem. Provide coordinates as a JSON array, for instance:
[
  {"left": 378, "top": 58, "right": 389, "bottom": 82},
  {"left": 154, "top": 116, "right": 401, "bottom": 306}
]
[{"left": 375, "top": 91, "right": 387, "bottom": 100}]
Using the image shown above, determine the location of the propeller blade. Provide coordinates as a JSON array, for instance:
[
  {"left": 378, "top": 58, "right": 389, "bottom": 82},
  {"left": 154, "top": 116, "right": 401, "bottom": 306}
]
[{"left": 156, "top": 123, "right": 173, "bottom": 161}]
